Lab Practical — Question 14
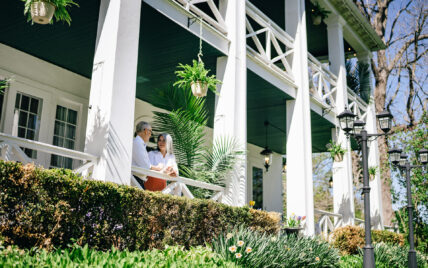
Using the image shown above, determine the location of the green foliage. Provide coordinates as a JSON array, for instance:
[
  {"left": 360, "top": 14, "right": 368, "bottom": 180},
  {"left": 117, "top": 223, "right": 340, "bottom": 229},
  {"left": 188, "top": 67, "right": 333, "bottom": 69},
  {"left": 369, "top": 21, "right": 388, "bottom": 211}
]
[
  {"left": 389, "top": 112, "right": 428, "bottom": 253},
  {"left": 0, "top": 242, "right": 239, "bottom": 267},
  {"left": 212, "top": 226, "right": 340, "bottom": 267},
  {"left": 326, "top": 140, "right": 346, "bottom": 160},
  {"left": 284, "top": 214, "right": 306, "bottom": 228},
  {"left": 310, "top": 1, "right": 331, "bottom": 20},
  {"left": 22, "top": 0, "right": 79, "bottom": 25},
  {"left": 0, "top": 161, "right": 279, "bottom": 251},
  {"left": 173, "top": 60, "right": 221, "bottom": 94},
  {"left": 331, "top": 226, "right": 404, "bottom": 255},
  {"left": 152, "top": 87, "right": 243, "bottom": 198},
  {"left": 369, "top": 166, "right": 378, "bottom": 176},
  {"left": 339, "top": 243, "right": 428, "bottom": 268}
]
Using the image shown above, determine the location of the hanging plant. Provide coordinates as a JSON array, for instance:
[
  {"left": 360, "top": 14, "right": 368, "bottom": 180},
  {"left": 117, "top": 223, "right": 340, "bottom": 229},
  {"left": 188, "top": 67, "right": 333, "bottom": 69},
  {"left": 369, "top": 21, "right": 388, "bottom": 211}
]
[
  {"left": 22, "top": 0, "right": 79, "bottom": 25},
  {"left": 173, "top": 17, "right": 221, "bottom": 97},
  {"left": 369, "top": 166, "right": 378, "bottom": 181},
  {"left": 174, "top": 60, "right": 221, "bottom": 97},
  {"left": 310, "top": 1, "right": 331, "bottom": 25},
  {"left": 326, "top": 140, "right": 346, "bottom": 162}
]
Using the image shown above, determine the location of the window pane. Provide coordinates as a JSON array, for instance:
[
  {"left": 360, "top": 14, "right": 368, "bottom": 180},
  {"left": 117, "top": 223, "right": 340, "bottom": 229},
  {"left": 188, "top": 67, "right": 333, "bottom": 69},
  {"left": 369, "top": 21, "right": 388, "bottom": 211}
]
[
  {"left": 21, "top": 95, "right": 29, "bottom": 110},
  {"left": 55, "top": 121, "right": 65, "bottom": 137},
  {"left": 18, "top": 111, "right": 28, "bottom": 127},
  {"left": 18, "top": 127, "right": 26, "bottom": 138},
  {"left": 64, "top": 139, "right": 74, "bottom": 149},
  {"left": 27, "top": 114, "right": 37, "bottom": 129},
  {"left": 26, "top": 130, "right": 35, "bottom": 140},
  {"left": 56, "top": 106, "right": 66, "bottom": 121},
  {"left": 66, "top": 124, "right": 76, "bottom": 140},
  {"left": 64, "top": 158, "right": 73, "bottom": 169},
  {"left": 53, "top": 136, "right": 64, "bottom": 147},
  {"left": 50, "top": 154, "right": 59, "bottom": 167},
  {"left": 30, "top": 98, "right": 39, "bottom": 114},
  {"left": 252, "top": 167, "right": 263, "bottom": 210},
  {"left": 68, "top": 110, "right": 77, "bottom": 124}
]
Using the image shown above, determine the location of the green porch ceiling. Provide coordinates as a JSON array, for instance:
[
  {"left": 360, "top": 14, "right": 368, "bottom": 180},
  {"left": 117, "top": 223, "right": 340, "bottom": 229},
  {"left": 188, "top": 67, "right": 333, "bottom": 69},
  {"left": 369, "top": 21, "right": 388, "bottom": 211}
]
[{"left": 0, "top": 0, "right": 334, "bottom": 154}]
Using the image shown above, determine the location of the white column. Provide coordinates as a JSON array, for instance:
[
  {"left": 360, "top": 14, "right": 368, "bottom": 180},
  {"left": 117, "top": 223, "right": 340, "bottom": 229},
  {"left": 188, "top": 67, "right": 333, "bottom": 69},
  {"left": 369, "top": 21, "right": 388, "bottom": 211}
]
[
  {"left": 214, "top": 0, "right": 247, "bottom": 206},
  {"left": 326, "top": 15, "right": 355, "bottom": 225},
  {"left": 285, "top": 0, "right": 315, "bottom": 235},
  {"left": 358, "top": 52, "right": 383, "bottom": 229},
  {"left": 84, "top": 0, "right": 142, "bottom": 185}
]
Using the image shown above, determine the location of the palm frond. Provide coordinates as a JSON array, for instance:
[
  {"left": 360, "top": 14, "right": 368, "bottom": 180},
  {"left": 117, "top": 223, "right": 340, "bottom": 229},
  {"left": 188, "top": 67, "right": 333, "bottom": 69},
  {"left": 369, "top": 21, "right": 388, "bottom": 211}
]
[{"left": 357, "top": 62, "right": 371, "bottom": 103}]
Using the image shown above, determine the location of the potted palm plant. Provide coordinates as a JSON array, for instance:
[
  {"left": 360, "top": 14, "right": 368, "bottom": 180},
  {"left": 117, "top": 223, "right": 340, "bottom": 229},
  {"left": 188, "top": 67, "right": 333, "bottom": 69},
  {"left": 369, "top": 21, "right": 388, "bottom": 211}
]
[
  {"left": 174, "top": 60, "right": 221, "bottom": 97},
  {"left": 23, "top": 0, "right": 78, "bottom": 25},
  {"left": 326, "top": 140, "right": 347, "bottom": 162},
  {"left": 310, "top": 1, "right": 331, "bottom": 25},
  {"left": 369, "top": 166, "right": 378, "bottom": 181}
]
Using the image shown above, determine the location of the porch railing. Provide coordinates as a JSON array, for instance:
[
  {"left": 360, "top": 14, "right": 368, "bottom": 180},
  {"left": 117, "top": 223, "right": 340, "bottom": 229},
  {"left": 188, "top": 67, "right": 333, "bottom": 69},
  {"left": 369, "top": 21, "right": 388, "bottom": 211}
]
[
  {"left": 355, "top": 217, "right": 365, "bottom": 228},
  {"left": 245, "top": 0, "right": 295, "bottom": 83},
  {"left": 0, "top": 132, "right": 225, "bottom": 203},
  {"left": 174, "top": 0, "right": 227, "bottom": 34},
  {"left": 308, "top": 53, "right": 337, "bottom": 109},
  {"left": 131, "top": 166, "right": 225, "bottom": 202},
  {"left": 0, "top": 133, "right": 97, "bottom": 176},
  {"left": 348, "top": 88, "right": 368, "bottom": 121},
  {"left": 315, "top": 209, "right": 343, "bottom": 239}
]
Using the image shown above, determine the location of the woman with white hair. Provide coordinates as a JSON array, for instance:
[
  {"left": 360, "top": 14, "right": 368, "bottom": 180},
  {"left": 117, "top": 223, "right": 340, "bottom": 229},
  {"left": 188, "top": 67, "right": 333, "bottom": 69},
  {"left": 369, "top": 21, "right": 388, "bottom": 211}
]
[{"left": 146, "top": 133, "right": 178, "bottom": 191}]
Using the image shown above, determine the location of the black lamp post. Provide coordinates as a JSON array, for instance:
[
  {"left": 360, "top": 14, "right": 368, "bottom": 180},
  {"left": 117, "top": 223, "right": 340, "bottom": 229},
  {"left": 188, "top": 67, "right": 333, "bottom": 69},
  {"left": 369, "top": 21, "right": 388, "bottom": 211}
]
[
  {"left": 388, "top": 147, "right": 427, "bottom": 268},
  {"left": 337, "top": 108, "right": 393, "bottom": 268}
]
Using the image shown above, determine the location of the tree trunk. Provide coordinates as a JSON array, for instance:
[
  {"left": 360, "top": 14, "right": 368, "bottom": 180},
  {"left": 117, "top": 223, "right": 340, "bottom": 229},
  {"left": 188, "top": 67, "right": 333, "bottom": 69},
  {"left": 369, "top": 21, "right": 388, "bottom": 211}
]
[{"left": 374, "top": 70, "right": 393, "bottom": 226}]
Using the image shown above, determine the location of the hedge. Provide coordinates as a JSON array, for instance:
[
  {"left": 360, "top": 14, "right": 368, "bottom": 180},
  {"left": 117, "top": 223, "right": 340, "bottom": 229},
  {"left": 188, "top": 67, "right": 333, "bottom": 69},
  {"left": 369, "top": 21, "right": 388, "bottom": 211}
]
[
  {"left": 331, "top": 226, "right": 404, "bottom": 255},
  {"left": 0, "top": 161, "right": 280, "bottom": 251}
]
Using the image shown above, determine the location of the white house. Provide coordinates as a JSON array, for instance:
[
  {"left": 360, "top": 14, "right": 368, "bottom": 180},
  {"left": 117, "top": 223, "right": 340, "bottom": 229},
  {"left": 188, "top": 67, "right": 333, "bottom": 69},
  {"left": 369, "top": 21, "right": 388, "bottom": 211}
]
[{"left": 0, "top": 0, "right": 385, "bottom": 235}]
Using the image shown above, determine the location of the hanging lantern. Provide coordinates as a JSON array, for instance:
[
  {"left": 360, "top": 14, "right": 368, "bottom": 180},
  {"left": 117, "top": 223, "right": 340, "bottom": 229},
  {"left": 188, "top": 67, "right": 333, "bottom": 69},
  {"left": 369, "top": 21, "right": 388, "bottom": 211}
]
[
  {"left": 388, "top": 148, "right": 402, "bottom": 165},
  {"left": 353, "top": 119, "right": 366, "bottom": 135},
  {"left": 399, "top": 153, "right": 407, "bottom": 167},
  {"left": 337, "top": 109, "right": 356, "bottom": 134},
  {"left": 418, "top": 148, "right": 428, "bottom": 165},
  {"left": 329, "top": 177, "right": 333, "bottom": 188},
  {"left": 376, "top": 110, "right": 393, "bottom": 133},
  {"left": 260, "top": 147, "right": 273, "bottom": 172}
]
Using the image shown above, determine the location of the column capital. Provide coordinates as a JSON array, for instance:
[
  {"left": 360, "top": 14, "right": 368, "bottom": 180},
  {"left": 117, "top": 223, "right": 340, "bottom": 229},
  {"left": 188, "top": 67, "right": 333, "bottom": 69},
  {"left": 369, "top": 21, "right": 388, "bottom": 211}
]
[
  {"left": 324, "top": 14, "right": 346, "bottom": 29},
  {"left": 357, "top": 51, "right": 373, "bottom": 62}
]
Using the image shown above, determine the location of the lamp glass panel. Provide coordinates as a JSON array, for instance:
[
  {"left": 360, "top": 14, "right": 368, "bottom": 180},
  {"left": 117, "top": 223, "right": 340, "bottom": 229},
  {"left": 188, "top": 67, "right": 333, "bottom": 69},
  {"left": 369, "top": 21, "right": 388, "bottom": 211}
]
[
  {"left": 399, "top": 158, "right": 407, "bottom": 166},
  {"left": 391, "top": 152, "right": 400, "bottom": 163},
  {"left": 379, "top": 117, "right": 390, "bottom": 130},
  {"left": 419, "top": 152, "right": 427, "bottom": 164}
]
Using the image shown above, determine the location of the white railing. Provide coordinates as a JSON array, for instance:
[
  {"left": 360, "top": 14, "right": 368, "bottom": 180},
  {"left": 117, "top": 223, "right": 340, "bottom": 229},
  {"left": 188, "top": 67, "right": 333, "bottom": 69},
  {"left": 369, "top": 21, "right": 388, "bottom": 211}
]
[
  {"left": 315, "top": 209, "right": 344, "bottom": 240},
  {"left": 245, "top": 1, "right": 295, "bottom": 82},
  {"left": 308, "top": 53, "right": 337, "bottom": 109},
  {"left": 355, "top": 218, "right": 365, "bottom": 228},
  {"left": 0, "top": 133, "right": 97, "bottom": 176},
  {"left": 174, "top": 0, "right": 227, "bottom": 34},
  {"left": 348, "top": 88, "right": 368, "bottom": 121},
  {"left": 131, "top": 166, "right": 225, "bottom": 202}
]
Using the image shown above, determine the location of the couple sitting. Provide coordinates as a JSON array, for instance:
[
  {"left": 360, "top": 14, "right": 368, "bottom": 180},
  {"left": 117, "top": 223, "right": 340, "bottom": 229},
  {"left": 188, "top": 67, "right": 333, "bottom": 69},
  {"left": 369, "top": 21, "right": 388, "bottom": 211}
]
[{"left": 132, "top": 121, "right": 178, "bottom": 191}]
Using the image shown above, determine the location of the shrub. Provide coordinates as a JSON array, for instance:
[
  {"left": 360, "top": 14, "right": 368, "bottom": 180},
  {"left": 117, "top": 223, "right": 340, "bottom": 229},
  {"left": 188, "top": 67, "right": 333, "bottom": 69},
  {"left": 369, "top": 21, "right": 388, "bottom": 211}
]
[
  {"left": 212, "top": 226, "right": 340, "bottom": 267},
  {"left": 0, "top": 242, "right": 239, "bottom": 267},
  {"left": 331, "top": 226, "right": 404, "bottom": 255},
  {"left": 340, "top": 243, "right": 428, "bottom": 268},
  {"left": 0, "top": 161, "right": 279, "bottom": 251}
]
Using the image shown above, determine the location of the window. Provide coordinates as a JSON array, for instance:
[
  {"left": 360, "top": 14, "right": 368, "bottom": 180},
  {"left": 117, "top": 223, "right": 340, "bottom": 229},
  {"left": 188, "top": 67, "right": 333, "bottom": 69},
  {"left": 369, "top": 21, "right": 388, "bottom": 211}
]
[
  {"left": 0, "top": 80, "right": 7, "bottom": 126},
  {"left": 14, "top": 93, "right": 43, "bottom": 159},
  {"left": 252, "top": 167, "right": 263, "bottom": 209},
  {"left": 50, "top": 105, "right": 78, "bottom": 169}
]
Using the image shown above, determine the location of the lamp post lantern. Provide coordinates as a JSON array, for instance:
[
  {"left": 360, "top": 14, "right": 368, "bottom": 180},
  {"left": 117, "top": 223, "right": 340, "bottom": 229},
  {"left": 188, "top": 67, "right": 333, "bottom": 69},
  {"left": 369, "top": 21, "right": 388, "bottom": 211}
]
[
  {"left": 337, "top": 109, "right": 393, "bottom": 268},
  {"left": 260, "top": 121, "right": 273, "bottom": 172},
  {"left": 388, "top": 148, "right": 427, "bottom": 268}
]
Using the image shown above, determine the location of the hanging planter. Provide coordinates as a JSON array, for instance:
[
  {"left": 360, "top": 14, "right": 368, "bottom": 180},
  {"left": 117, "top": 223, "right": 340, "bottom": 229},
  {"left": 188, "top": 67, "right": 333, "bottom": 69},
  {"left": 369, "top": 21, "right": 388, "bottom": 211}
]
[
  {"left": 173, "top": 17, "right": 221, "bottom": 98},
  {"left": 310, "top": 1, "right": 331, "bottom": 26},
  {"left": 326, "top": 140, "right": 346, "bottom": 162},
  {"left": 190, "top": 81, "right": 208, "bottom": 97},
  {"left": 23, "top": 0, "right": 79, "bottom": 25},
  {"left": 369, "top": 166, "right": 378, "bottom": 181}
]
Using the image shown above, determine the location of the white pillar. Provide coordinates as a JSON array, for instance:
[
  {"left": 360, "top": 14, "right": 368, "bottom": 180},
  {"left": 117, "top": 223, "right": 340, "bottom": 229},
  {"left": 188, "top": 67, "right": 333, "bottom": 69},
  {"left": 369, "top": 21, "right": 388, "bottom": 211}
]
[
  {"left": 84, "top": 0, "right": 142, "bottom": 185},
  {"left": 358, "top": 52, "right": 384, "bottom": 229},
  {"left": 214, "top": 0, "right": 247, "bottom": 206},
  {"left": 326, "top": 15, "right": 355, "bottom": 225},
  {"left": 285, "top": 0, "right": 315, "bottom": 235}
]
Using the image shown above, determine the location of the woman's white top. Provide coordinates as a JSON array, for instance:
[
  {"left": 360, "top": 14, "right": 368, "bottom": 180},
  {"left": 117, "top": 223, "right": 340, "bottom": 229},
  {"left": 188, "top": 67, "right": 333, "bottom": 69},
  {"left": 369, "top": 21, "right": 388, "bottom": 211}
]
[{"left": 148, "top": 150, "right": 179, "bottom": 175}]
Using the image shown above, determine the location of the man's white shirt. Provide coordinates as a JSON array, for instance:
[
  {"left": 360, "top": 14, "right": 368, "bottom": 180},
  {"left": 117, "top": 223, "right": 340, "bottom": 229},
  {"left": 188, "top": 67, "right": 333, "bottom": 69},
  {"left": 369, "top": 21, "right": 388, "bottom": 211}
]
[{"left": 132, "top": 135, "right": 151, "bottom": 169}]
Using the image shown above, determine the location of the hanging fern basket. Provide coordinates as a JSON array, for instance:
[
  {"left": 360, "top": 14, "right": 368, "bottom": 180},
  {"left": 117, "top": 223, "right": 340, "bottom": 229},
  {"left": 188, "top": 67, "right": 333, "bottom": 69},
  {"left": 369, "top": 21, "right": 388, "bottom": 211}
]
[
  {"left": 30, "top": 1, "right": 55, "bottom": 24},
  {"left": 311, "top": 14, "right": 322, "bottom": 25},
  {"left": 191, "top": 81, "right": 208, "bottom": 97},
  {"left": 334, "top": 153, "right": 344, "bottom": 162}
]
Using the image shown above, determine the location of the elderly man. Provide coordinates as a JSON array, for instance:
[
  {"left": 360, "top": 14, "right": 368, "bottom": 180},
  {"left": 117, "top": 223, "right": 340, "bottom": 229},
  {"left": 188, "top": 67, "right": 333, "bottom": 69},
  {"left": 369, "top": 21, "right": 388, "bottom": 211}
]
[{"left": 132, "top": 121, "right": 162, "bottom": 188}]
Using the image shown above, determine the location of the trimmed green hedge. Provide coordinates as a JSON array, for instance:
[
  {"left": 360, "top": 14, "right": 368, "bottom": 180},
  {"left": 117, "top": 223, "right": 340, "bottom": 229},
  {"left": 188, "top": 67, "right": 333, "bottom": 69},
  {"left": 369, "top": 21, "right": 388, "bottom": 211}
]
[
  {"left": 331, "top": 226, "right": 404, "bottom": 255},
  {"left": 0, "top": 161, "right": 279, "bottom": 251}
]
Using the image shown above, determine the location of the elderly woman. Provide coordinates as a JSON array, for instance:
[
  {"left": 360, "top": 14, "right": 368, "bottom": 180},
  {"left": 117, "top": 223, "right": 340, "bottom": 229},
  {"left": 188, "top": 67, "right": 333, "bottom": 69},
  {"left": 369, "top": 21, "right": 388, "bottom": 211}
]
[{"left": 146, "top": 133, "right": 178, "bottom": 191}]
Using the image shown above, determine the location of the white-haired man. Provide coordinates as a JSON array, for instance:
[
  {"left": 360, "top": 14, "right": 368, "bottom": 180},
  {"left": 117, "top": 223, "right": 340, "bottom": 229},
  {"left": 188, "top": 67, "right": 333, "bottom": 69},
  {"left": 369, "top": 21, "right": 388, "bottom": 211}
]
[{"left": 132, "top": 121, "right": 162, "bottom": 188}]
